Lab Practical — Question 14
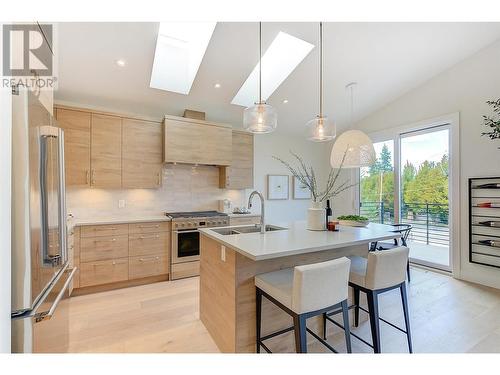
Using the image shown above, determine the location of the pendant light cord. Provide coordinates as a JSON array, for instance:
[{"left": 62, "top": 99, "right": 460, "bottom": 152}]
[
  {"left": 319, "top": 22, "right": 323, "bottom": 118},
  {"left": 259, "top": 21, "right": 262, "bottom": 103}
]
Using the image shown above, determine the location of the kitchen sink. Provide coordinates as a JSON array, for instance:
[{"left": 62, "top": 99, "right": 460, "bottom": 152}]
[{"left": 211, "top": 224, "right": 287, "bottom": 235}]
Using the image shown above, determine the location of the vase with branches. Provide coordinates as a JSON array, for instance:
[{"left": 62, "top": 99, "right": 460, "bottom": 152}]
[
  {"left": 273, "top": 150, "right": 358, "bottom": 230},
  {"left": 482, "top": 99, "right": 500, "bottom": 149}
]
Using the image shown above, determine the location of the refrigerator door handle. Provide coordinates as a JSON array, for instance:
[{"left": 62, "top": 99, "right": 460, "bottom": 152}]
[
  {"left": 34, "top": 267, "right": 77, "bottom": 323},
  {"left": 57, "top": 128, "right": 68, "bottom": 265}
]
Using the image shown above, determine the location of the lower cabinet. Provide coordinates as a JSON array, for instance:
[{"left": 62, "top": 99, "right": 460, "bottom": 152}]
[
  {"left": 76, "top": 221, "right": 170, "bottom": 292},
  {"left": 80, "top": 258, "right": 129, "bottom": 287},
  {"left": 129, "top": 254, "right": 169, "bottom": 279}
]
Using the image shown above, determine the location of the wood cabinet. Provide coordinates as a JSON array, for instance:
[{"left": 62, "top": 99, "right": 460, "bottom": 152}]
[
  {"left": 91, "top": 114, "right": 122, "bottom": 188},
  {"left": 55, "top": 108, "right": 91, "bottom": 186},
  {"left": 219, "top": 131, "right": 254, "bottom": 189},
  {"left": 75, "top": 221, "right": 171, "bottom": 293},
  {"left": 55, "top": 106, "right": 164, "bottom": 189},
  {"left": 163, "top": 115, "right": 232, "bottom": 166},
  {"left": 122, "top": 119, "right": 163, "bottom": 188}
]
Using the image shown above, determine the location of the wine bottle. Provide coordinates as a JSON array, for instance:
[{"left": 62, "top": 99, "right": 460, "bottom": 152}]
[
  {"left": 477, "top": 202, "right": 500, "bottom": 208},
  {"left": 476, "top": 183, "right": 500, "bottom": 189},
  {"left": 478, "top": 221, "right": 500, "bottom": 227},
  {"left": 478, "top": 239, "right": 500, "bottom": 247}
]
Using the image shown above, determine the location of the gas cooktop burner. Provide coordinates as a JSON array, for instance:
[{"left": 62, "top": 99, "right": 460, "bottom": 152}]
[{"left": 165, "top": 210, "right": 228, "bottom": 219}]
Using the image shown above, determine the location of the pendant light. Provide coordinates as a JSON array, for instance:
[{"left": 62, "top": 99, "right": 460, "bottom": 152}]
[
  {"left": 243, "top": 22, "right": 277, "bottom": 134},
  {"left": 330, "top": 82, "right": 376, "bottom": 168},
  {"left": 306, "top": 22, "right": 336, "bottom": 142}
]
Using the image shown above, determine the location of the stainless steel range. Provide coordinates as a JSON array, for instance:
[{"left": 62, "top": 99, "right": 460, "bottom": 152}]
[{"left": 166, "top": 211, "right": 229, "bottom": 280}]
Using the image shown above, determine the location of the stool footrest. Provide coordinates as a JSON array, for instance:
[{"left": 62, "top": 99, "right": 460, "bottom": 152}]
[
  {"left": 357, "top": 305, "right": 408, "bottom": 334},
  {"left": 260, "top": 326, "right": 295, "bottom": 341},
  {"left": 325, "top": 315, "right": 374, "bottom": 349}
]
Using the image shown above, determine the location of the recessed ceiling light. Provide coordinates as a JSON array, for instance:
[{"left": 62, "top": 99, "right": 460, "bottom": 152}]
[
  {"left": 150, "top": 22, "right": 217, "bottom": 95},
  {"left": 283, "top": 99, "right": 289, "bottom": 104},
  {"left": 214, "top": 83, "right": 221, "bottom": 89},
  {"left": 116, "top": 59, "right": 126, "bottom": 67},
  {"left": 231, "top": 32, "right": 314, "bottom": 107}
]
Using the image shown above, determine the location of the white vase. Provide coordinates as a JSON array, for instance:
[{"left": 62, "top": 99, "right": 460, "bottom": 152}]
[{"left": 307, "top": 201, "right": 326, "bottom": 231}]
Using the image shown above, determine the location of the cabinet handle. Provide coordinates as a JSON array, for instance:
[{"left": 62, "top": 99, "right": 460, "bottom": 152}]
[
  {"left": 94, "top": 238, "right": 116, "bottom": 243},
  {"left": 138, "top": 224, "right": 160, "bottom": 229},
  {"left": 91, "top": 170, "right": 95, "bottom": 186},
  {"left": 139, "top": 235, "right": 160, "bottom": 239},
  {"left": 86, "top": 170, "right": 90, "bottom": 185},
  {"left": 139, "top": 256, "right": 160, "bottom": 262},
  {"left": 95, "top": 227, "right": 117, "bottom": 231},
  {"left": 157, "top": 172, "right": 161, "bottom": 186}
]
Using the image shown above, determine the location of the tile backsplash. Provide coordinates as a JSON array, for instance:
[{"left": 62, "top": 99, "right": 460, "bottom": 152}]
[{"left": 67, "top": 164, "right": 246, "bottom": 219}]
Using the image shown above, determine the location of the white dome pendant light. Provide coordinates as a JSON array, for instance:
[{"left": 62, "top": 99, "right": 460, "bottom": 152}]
[
  {"left": 243, "top": 22, "right": 277, "bottom": 134},
  {"left": 330, "top": 82, "right": 376, "bottom": 168},
  {"left": 306, "top": 22, "right": 336, "bottom": 142}
]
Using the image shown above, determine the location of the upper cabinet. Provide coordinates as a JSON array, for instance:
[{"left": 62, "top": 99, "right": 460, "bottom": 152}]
[
  {"left": 90, "top": 114, "right": 122, "bottom": 188},
  {"left": 56, "top": 106, "right": 163, "bottom": 189},
  {"left": 163, "top": 115, "right": 232, "bottom": 166},
  {"left": 55, "top": 108, "right": 91, "bottom": 187},
  {"left": 219, "top": 131, "right": 254, "bottom": 189},
  {"left": 122, "top": 119, "right": 163, "bottom": 189}
]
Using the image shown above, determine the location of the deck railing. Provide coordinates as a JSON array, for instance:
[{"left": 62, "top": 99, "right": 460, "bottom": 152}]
[{"left": 360, "top": 201, "right": 449, "bottom": 246}]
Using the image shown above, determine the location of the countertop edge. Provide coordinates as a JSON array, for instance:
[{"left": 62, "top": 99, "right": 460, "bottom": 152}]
[
  {"left": 199, "top": 227, "right": 401, "bottom": 261},
  {"left": 73, "top": 216, "right": 172, "bottom": 226}
]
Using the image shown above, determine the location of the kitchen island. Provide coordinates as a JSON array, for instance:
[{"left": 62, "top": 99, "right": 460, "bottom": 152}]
[{"left": 199, "top": 221, "right": 400, "bottom": 353}]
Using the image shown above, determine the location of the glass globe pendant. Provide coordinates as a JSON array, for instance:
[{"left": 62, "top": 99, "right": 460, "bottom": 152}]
[
  {"left": 243, "top": 22, "right": 277, "bottom": 134},
  {"left": 306, "top": 22, "right": 336, "bottom": 142},
  {"left": 243, "top": 102, "right": 277, "bottom": 133}
]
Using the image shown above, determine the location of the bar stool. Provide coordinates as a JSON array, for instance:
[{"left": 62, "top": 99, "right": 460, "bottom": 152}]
[
  {"left": 324, "top": 246, "right": 412, "bottom": 353},
  {"left": 374, "top": 224, "right": 412, "bottom": 282},
  {"left": 255, "top": 257, "right": 352, "bottom": 353}
]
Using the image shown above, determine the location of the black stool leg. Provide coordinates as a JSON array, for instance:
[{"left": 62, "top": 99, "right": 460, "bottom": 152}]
[
  {"left": 293, "top": 314, "right": 307, "bottom": 353},
  {"left": 367, "top": 290, "right": 381, "bottom": 353},
  {"left": 256, "top": 288, "right": 262, "bottom": 353},
  {"left": 400, "top": 283, "right": 413, "bottom": 353},
  {"left": 341, "top": 300, "right": 352, "bottom": 353},
  {"left": 353, "top": 287, "right": 360, "bottom": 327},
  {"left": 407, "top": 261, "right": 411, "bottom": 283},
  {"left": 322, "top": 312, "right": 327, "bottom": 340}
]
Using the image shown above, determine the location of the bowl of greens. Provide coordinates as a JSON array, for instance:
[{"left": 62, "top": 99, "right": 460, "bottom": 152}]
[{"left": 337, "top": 215, "right": 370, "bottom": 227}]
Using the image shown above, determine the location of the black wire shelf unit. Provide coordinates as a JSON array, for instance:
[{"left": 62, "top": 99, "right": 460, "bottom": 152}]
[{"left": 469, "top": 177, "right": 500, "bottom": 269}]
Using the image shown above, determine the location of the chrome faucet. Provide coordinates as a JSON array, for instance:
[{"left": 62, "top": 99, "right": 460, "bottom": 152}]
[{"left": 247, "top": 190, "right": 265, "bottom": 234}]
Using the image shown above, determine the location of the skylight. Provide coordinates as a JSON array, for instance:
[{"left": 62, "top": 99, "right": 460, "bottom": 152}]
[
  {"left": 231, "top": 31, "right": 314, "bottom": 107},
  {"left": 150, "top": 22, "right": 216, "bottom": 95}
]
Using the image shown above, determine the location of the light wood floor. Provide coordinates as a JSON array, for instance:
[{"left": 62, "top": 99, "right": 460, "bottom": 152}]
[{"left": 45, "top": 267, "right": 500, "bottom": 353}]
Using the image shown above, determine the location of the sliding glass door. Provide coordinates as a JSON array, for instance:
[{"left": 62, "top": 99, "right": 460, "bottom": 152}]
[
  {"left": 399, "top": 126, "right": 450, "bottom": 270},
  {"left": 359, "top": 124, "right": 452, "bottom": 271}
]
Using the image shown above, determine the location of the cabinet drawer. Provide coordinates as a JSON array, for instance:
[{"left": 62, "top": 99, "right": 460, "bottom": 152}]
[
  {"left": 229, "top": 216, "right": 261, "bottom": 226},
  {"left": 80, "top": 235, "right": 129, "bottom": 262},
  {"left": 129, "top": 232, "right": 169, "bottom": 257},
  {"left": 129, "top": 254, "right": 169, "bottom": 279},
  {"left": 80, "top": 258, "right": 129, "bottom": 287},
  {"left": 129, "top": 221, "right": 170, "bottom": 234},
  {"left": 81, "top": 224, "right": 129, "bottom": 237}
]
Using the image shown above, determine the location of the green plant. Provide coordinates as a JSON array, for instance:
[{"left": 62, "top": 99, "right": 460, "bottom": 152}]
[
  {"left": 337, "top": 215, "right": 369, "bottom": 221},
  {"left": 273, "top": 150, "right": 357, "bottom": 203},
  {"left": 482, "top": 99, "right": 500, "bottom": 148}
]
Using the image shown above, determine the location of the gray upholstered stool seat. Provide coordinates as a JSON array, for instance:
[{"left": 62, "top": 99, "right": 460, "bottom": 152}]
[{"left": 254, "top": 257, "right": 352, "bottom": 353}]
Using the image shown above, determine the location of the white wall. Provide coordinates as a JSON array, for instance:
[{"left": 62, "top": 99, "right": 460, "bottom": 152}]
[
  {"left": 0, "top": 66, "right": 12, "bottom": 352},
  {"left": 353, "top": 39, "right": 500, "bottom": 289},
  {"left": 251, "top": 132, "right": 333, "bottom": 224}
]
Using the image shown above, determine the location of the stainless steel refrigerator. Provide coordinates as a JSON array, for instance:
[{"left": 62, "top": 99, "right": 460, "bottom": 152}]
[{"left": 11, "top": 89, "right": 76, "bottom": 353}]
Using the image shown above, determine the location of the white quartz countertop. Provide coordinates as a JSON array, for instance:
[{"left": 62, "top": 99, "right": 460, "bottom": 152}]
[
  {"left": 73, "top": 215, "right": 171, "bottom": 226},
  {"left": 200, "top": 221, "right": 401, "bottom": 261}
]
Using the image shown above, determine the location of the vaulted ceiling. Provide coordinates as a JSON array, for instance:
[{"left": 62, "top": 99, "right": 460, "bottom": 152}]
[{"left": 55, "top": 22, "right": 500, "bottom": 135}]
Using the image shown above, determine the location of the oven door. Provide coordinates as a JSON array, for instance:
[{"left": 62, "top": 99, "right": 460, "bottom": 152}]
[{"left": 172, "top": 229, "right": 200, "bottom": 264}]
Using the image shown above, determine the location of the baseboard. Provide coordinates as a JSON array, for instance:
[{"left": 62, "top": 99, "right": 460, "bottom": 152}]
[{"left": 72, "top": 274, "right": 169, "bottom": 296}]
